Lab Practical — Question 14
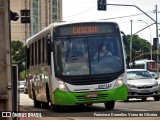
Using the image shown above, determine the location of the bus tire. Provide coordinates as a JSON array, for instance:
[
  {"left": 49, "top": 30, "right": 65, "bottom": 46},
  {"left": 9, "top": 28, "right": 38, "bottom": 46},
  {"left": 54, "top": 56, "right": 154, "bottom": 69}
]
[
  {"left": 124, "top": 97, "right": 129, "bottom": 102},
  {"left": 42, "top": 102, "right": 49, "bottom": 109},
  {"left": 46, "top": 83, "right": 50, "bottom": 103},
  {"left": 86, "top": 103, "right": 93, "bottom": 106},
  {"left": 104, "top": 101, "right": 115, "bottom": 110},
  {"left": 50, "top": 104, "right": 59, "bottom": 111},
  {"left": 32, "top": 87, "right": 41, "bottom": 108},
  {"left": 41, "top": 83, "right": 50, "bottom": 108}
]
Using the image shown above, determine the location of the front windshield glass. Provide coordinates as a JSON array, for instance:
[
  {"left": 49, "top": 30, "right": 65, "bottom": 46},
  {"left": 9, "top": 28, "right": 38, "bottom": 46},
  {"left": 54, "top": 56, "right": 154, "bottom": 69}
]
[
  {"left": 127, "top": 71, "right": 152, "bottom": 80},
  {"left": 54, "top": 35, "right": 123, "bottom": 76}
]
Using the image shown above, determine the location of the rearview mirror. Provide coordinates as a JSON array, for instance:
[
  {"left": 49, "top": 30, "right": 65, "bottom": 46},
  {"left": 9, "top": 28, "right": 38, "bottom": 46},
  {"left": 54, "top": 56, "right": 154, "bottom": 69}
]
[{"left": 121, "top": 31, "right": 129, "bottom": 46}]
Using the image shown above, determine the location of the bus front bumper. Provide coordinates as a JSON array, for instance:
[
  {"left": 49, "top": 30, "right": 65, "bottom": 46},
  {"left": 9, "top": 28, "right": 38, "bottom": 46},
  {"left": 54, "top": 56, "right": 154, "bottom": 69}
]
[{"left": 52, "top": 84, "right": 127, "bottom": 105}]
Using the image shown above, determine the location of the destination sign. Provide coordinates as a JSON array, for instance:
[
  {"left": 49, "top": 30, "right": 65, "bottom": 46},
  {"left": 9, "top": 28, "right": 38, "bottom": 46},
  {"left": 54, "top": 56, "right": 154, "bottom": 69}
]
[
  {"left": 54, "top": 23, "right": 118, "bottom": 36},
  {"left": 73, "top": 26, "right": 98, "bottom": 34}
]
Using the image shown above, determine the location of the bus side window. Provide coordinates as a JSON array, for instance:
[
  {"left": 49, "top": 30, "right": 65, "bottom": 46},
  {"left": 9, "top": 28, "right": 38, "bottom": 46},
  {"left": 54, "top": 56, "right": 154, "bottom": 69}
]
[
  {"left": 40, "top": 38, "right": 43, "bottom": 64},
  {"left": 35, "top": 41, "right": 38, "bottom": 65},
  {"left": 29, "top": 44, "right": 32, "bottom": 66},
  {"left": 44, "top": 36, "right": 48, "bottom": 64},
  {"left": 47, "top": 35, "right": 51, "bottom": 65},
  {"left": 147, "top": 63, "right": 151, "bottom": 70},
  {"left": 38, "top": 39, "right": 41, "bottom": 64},
  {"left": 135, "top": 64, "right": 144, "bottom": 69},
  {"left": 43, "top": 35, "right": 50, "bottom": 64},
  {"left": 31, "top": 43, "right": 34, "bottom": 66},
  {"left": 26, "top": 47, "right": 30, "bottom": 69},
  {"left": 42, "top": 37, "right": 45, "bottom": 64},
  {"left": 33, "top": 42, "right": 35, "bottom": 66}
]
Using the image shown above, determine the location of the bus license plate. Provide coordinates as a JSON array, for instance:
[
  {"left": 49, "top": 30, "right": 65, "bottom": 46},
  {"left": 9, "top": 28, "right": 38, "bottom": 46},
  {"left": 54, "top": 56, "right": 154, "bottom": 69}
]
[{"left": 86, "top": 93, "right": 98, "bottom": 98}]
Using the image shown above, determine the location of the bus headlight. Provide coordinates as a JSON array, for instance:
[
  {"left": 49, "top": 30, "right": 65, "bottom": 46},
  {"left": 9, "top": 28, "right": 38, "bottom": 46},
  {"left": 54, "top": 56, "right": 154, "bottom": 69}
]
[
  {"left": 115, "top": 74, "right": 124, "bottom": 88},
  {"left": 57, "top": 79, "right": 69, "bottom": 91}
]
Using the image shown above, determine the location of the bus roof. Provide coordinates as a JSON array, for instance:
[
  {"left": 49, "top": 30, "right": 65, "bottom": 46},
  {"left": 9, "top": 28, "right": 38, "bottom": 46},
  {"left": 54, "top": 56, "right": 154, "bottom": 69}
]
[
  {"left": 26, "top": 20, "right": 118, "bottom": 45},
  {"left": 134, "top": 59, "right": 155, "bottom": 64}
]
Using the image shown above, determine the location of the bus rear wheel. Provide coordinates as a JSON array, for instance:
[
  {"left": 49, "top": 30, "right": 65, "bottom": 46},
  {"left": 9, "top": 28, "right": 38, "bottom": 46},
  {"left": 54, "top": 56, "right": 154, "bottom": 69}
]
[
  {"left": 104, "top": 101, "right": 115, "bottom": 110},
  {"left": 32, "top": 88, "right": 41, "bottom": 108}
]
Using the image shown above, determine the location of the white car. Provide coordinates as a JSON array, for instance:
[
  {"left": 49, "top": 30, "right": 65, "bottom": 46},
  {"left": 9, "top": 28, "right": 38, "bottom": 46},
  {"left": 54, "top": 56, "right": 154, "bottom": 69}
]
[
  {"left": 18, "top": 81, "right": 26, "bottom": 92},
  {"left": 126, "top": 69, "right": 160, "bottom": 101}
]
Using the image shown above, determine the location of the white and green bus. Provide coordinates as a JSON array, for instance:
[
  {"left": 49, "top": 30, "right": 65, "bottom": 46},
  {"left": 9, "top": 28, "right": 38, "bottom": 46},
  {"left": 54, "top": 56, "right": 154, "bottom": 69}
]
[{"left": 26, "top": 21, "right": 128, "bottom": 110}]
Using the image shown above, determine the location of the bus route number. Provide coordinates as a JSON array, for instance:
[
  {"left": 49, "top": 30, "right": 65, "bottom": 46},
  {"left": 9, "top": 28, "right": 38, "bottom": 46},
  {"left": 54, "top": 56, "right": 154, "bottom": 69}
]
[{"left": 98, "top": 84, "right": 112, "bottom": 89}]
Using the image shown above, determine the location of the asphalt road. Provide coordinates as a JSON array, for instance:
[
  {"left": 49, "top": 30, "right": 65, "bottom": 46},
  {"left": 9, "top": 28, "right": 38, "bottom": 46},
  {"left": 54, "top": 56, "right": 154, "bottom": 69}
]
[{"left": 19, "top": 93, "right": 160, "bottom": 120}]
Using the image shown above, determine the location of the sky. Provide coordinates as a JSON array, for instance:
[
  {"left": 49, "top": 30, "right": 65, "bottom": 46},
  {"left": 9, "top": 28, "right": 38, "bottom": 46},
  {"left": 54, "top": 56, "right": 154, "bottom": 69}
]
[{"left": 62, "top": 0, "right": 160, "bottom": 44}]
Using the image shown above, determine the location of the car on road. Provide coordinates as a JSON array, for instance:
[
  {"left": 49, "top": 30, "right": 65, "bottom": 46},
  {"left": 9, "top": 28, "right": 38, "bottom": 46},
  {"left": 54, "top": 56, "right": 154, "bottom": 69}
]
[
  {"left": 18, "top": 81, "right": 26, "bottom": 92},
  {"left": 126, "top": 69, "right": 160, "bottom": 101}
]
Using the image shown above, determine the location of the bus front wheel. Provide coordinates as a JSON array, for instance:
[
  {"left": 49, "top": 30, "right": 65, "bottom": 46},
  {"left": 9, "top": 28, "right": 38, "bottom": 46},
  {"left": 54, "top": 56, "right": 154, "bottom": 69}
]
[
  {"left": 104, "top": 101, "right": 115, "bottom": 110},
  {"left": 50, "top": 104, "right": 60, "bottom": 111}
]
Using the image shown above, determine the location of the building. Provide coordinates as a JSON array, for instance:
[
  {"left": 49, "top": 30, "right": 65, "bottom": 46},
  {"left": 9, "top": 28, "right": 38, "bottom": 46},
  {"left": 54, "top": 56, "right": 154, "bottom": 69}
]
[{"left": 10, "top": 0, "right": 62, "bottom": 43}]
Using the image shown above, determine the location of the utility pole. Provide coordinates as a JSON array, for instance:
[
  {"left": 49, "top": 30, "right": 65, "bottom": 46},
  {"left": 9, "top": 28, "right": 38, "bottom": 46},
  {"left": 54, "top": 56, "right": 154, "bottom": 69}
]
[
  {"left": 130, "top": 20, "right": 133, "bottom": 63},
  {"left": 155, "top": 5, "right": 159, "bottom": 76}
]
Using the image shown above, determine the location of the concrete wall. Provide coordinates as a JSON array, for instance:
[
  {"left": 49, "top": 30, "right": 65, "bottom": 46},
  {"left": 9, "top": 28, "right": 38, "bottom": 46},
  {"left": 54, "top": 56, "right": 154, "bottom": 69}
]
[{"left": 0, "top": 1, "right": 12, "bottom": 117}]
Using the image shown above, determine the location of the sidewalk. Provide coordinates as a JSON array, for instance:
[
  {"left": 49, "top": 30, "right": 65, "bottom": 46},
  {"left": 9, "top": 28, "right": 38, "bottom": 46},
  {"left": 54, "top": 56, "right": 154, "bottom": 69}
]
[
  {"left": 19, "top": 118, "right": 43, "bottom": 120},
  {"left": 18, "top": 105, "right": 66, "bottom": 120},
  {"left": 19, "top": 117, "right": 66, "bottom": 120}
]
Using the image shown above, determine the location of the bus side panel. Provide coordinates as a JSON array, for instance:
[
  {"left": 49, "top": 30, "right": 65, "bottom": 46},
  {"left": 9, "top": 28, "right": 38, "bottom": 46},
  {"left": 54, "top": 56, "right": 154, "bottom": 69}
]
[{"left": 27, "top": 65, "right": 51, "bottom": 103}]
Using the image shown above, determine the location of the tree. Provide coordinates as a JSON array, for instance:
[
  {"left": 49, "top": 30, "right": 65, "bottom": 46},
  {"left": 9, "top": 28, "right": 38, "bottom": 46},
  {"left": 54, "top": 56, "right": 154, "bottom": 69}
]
[
  {"left": 11, "top": 40, "right": 26, "bottom": 63},
  {"left": 125, "top": 34, "right": 151, "bottom": 59},
  {"left": 11, "top": 40, "right": 26, "bottom": 79}
]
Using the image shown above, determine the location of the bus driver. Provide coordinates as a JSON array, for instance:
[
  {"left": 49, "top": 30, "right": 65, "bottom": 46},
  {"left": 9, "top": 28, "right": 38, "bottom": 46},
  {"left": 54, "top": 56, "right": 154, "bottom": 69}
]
[{"left": 94, "top": 45, "right": 112, "bottom": 59}]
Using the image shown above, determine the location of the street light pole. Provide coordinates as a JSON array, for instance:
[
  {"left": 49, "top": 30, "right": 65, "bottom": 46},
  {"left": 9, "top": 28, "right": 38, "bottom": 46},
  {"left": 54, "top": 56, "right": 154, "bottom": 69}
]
[{"left": 138, "top": 20, "right": 152, "bottom": 60}]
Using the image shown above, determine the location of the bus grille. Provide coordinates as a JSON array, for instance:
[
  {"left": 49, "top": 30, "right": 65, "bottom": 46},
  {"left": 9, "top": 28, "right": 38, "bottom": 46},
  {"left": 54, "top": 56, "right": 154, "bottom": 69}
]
[
  {"left": 58, "top": 70, "right": 124, "bottom": 85},
  {"left": 69, "top": 77, "right": 112, "bottom": 85},
  {"left": 76, "top": 93, "right": 109, "bottom": 102}
]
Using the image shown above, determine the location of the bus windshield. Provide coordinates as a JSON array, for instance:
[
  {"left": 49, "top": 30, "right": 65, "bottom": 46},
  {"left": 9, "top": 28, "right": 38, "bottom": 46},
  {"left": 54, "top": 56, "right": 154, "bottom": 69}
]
[{"left": 54, "top": 35, "right": 123, "bottom": 76}]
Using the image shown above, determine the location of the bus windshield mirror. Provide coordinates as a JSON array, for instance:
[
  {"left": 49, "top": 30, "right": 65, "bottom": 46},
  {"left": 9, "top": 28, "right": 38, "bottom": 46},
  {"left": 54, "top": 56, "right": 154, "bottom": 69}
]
[{"left": 121, "top": 31, "right": 129, "bottom": 46}]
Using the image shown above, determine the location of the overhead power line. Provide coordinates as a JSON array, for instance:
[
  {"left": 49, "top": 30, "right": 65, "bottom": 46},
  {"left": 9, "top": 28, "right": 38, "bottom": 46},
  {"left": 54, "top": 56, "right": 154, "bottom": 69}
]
[
  {"left": 63, "top": 5, "right": 96, "bottom": 18},
  {"left": 101, "top": 11, "right": 155, "bottom": 20}
]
